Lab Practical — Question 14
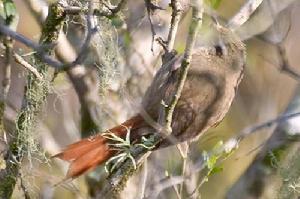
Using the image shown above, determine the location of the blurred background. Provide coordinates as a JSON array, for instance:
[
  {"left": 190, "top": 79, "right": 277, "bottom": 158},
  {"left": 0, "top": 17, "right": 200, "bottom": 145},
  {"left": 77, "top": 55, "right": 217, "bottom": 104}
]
[{"left": 1, "top": 0, "right": 300, "bottom": 198}]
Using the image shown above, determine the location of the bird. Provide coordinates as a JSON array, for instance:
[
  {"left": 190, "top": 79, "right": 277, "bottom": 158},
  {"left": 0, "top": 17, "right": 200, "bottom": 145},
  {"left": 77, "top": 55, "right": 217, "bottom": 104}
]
[{"left": 53, "top": 24, "right": 246, "bottom": 179}]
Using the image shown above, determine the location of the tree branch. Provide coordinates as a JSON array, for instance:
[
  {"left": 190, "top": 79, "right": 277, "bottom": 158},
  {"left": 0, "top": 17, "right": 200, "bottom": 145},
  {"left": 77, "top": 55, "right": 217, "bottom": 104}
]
[
  {"left": 24, "top": 0, "right": 103, "bottom": 137},
  {"left": 277, "top": 44, "right": 300, "bottom": 81},
  {"left": 161, "top": 0, "right": 203, "bottom": 135},
  {"left": 228, "top": 0, "right": 264, "bottom": 29},
  {"left": 166, "top": 0, "right": 182, "bottom": 52},
  {"left": 145, "top": 110, "right": 300, "bottom": 197},
  {"left": 0, "top": 2, "right": 66, "bottom": 197},
  {"left": 64, "top": 0, "right": 127, "bottom": 18},
  {"left": 13, "top": 53, "right": 43, "bottom": 80},
  {"left": 0, "top": 7, "right": 97, "bottom": 71},
  {"left": 227, "top": 85, "right": 300, "bottom": 198}
]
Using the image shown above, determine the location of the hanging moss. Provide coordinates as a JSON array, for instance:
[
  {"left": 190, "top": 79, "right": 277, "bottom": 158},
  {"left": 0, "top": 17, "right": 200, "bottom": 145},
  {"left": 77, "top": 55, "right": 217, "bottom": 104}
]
[
  {"left": 0, "top": 2, "right": 66, "bottom": 198},
  {"left": 91, "top": 17, "right": 123, "bottom": 97}
]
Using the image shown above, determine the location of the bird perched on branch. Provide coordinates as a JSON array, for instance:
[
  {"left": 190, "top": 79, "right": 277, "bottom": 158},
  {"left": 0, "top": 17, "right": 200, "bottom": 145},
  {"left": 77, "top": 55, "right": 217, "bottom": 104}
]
[{"left": 53, "top": 24, "right": 246, "bottom": 179}]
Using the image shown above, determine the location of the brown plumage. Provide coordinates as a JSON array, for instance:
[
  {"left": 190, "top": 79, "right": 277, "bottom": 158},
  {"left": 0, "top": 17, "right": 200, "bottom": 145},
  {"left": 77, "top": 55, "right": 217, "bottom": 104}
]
[{"left": 54, "top": 26, "right": 246, "bottom": 179}]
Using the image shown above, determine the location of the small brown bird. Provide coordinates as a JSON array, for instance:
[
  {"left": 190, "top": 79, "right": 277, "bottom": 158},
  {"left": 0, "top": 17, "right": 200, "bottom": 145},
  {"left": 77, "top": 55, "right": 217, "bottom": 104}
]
[{"left": 54, "top": 25, "right": 246, "bottom": 179}]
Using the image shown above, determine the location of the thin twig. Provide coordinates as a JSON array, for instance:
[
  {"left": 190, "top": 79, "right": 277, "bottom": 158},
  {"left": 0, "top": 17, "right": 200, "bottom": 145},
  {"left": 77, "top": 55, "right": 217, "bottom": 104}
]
[
  {"left": 64, "top": 0, "right": 127, "bottom": 17},
  {"left": 145, "top": 111, "right": 300, "bottom": 196},
  {"left": 166, "top": 0, "right": 182, "bottom": 52},
  {"left": 0, "top": 23, "right": 63, "bottom": 67},
  {"left": 20, "top": 173, "right": 31, "bottom": 199},
  {"left": 145, "top": 176, "right": 184, "bottom": 199},
  {"left": 144, "top": 0, "right": 164, "bottom": 51},
  {"left": 139, "top": 159, "right": 148, "bottom": 199},
  {"left": 2, "top": 37, "right": 13, "bottom": 101},
  {"left": 237, "top": 112, "right": 300, "bottom": 140},
  {"left": 160, "top": 0, "right": 203, "bottom": 135},
  {"left": 13, "top": 53, "right": 43, "bottom": 80},
  {"left": 65, "top": 1, "right": 98, "bottom": 69},
  {"left": 277, "top": 45, "right": 300, "bottom": 81},
  {"left": 0, "top": 15, "right": 97, "bottom": 70},
  {"left": 101, "top": 0, "right": 127, "bottom": 16},
  {"left": 172, "top": 182, "right": 181, "bottom": 199},
  {"left": 228, "top": 0, "right": 264, "bottom": 29},
  {"left": 179, "top": 143, "right": 189, "bottom": 197}
]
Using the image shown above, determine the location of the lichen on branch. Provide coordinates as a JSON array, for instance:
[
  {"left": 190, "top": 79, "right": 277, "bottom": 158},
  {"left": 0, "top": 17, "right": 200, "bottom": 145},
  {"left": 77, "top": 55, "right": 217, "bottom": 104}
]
[{"left": 0, "top": 2, "right": 66, "bottom": 198}]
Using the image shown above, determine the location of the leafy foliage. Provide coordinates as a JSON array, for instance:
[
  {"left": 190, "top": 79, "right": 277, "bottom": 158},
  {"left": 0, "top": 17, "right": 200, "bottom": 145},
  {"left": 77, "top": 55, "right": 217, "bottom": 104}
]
[{"left": 202, "top": 140, "right": 236, "bottom": 181}]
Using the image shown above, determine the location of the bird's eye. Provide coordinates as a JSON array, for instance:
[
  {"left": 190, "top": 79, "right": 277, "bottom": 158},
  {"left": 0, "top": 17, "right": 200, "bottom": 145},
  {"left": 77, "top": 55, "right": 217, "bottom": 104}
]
[{"left": 214, "top": 45, "right": 223, "bottom": 57}]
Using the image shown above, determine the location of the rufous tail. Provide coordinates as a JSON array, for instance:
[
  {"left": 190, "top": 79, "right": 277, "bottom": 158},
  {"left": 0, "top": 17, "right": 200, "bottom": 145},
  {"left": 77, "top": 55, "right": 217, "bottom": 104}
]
[{"left": 53, "top": 115, "right": 144, "bottom": 179}]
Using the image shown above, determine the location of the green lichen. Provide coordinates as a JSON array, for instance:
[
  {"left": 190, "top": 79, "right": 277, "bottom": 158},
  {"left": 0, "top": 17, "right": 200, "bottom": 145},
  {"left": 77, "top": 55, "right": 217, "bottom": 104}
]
[
  {"left": 39, "top": 3, "right": 66, "bottom": 45},
  {"left": 262, "top": 147, "right": 285, "bottom": 170},
  {"left": 278, "top": 147, "right": 300, "bottom": 199},
  {"left": 109, "top": 159, "right": 143, "bottom": 198},
  {"left": 91, "top": 17, "right": 122, "bottom": 97},
  {"left": 0, "top": 157, "right": 18, "bottom": 198},
  {"left": 0, "top": 2, "right": 66, "bottom": 198}
]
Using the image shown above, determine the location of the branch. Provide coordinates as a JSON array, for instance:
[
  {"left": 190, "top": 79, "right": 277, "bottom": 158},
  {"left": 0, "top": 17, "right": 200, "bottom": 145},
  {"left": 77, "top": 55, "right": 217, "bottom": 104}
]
[
  {"left": 24, "top": 0, "right": 103, "bottom": 136},
  {"left": 0, "top": 7, "right": 97, "bottom": 70},
  {"left": 277, "top": 45, "right": 300, "bottom": 81},
  {"left": 66, "top": 2, "right": 98, "bottom": 70},
  {"left": 144, "top": 0, "right": 164, "bottom": 51},
  {"left": 145, "top": 110, "right": 300, "bottom": 197},
  {"left": 0, "top": 23, "right": 63, "bottom": 68},
  {"left": 228, "top": 0, "right": 264, "bottom": 29},
  {"left": 13, "top": 53, "right": 43, "bottom": 80},
  {"left": 64, "top": 0, "right": 127, "bottom": 17},
  {"left": 161, "top": 0, "right": 203, "bottom": 135},
  {"left": 2, "top": 36, "right": 13, "bottom": 102},
  {"left": 227, "top": 86, "right": 300, "bottom": 198},
  {"left": 166, "top": 0, "right": 182, "bottom": 52},
  {"left": 0, "top": 34, "right": 13, "bottom": 152},
  {"left": 146, "top": 176, "right": 184, "bottom": 199},
  {"left": 0, "top": 2, "right": 66, "bottom": 197}
]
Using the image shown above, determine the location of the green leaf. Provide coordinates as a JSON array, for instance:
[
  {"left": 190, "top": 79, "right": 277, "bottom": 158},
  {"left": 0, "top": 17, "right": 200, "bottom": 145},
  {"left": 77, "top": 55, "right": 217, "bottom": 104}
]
[
  {"left": 0, "top": 0, "right": 18, "bottom": 31},
  {"left": 4, "top": 0, "right": 16, "bottom": 18},
  {"left": 110, "top": 15, "right": 124, "bottom": 28},
  {"left": 210, "top": 166, "right": 223, "bottom": 175},
  {"left": 205, "top": 0, "right": 222, "bottom": 9},
  {"left": 207, "top": 155, "right": 218, "bottom": 169},
  {"left": 123, "top": 31, "right": 132, "bottom": 47}
]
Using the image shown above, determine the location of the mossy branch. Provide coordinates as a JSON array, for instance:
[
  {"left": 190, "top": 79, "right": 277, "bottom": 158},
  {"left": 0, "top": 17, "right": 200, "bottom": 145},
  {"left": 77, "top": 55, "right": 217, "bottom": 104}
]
[
  {"left": 0, "top": 2, "right": 66, "bottom": 198},
  {"left": 64, "top": 0, "right": 127, "bottom": 18}
]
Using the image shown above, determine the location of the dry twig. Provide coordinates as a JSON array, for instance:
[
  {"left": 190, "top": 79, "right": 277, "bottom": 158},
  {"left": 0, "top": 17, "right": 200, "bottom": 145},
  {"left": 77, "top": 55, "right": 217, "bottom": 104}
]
[
  {"left": 228, "top": 0, "right": 264, "bottom": 29},
  {"left": 166, "top": 0, "right": 182, "bottom": 52},
  {"left": 64, "top": 0, "right": 127, "bottom": 17},
  {"left": 13, "top": 53, "right": 43, "bottom": 80}
]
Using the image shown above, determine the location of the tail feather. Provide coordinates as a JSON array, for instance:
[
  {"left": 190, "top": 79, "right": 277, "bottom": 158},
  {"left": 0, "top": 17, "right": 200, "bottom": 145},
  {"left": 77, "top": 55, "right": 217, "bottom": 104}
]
[
  {"left": 53, "top": 115, "right": 144, "bottom": 179},
  {"left": 66, "top": 144, "right": 112, "bottom": 178},
  {"left": 53, "top": 135, "right": 107, "bottom": 162}
]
